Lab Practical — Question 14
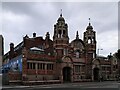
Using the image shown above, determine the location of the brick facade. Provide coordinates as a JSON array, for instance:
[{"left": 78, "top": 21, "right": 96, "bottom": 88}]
[{"left": 2, "top": 14, "right": 119, "bottom": 85}]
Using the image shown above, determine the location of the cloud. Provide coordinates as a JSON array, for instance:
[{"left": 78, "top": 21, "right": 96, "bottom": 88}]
[
  {"left": 2, "top": 2, "right": 118, "bottom": 57},
  {"left": 97, "top": 30, "right": 118, "bottom": 56}
]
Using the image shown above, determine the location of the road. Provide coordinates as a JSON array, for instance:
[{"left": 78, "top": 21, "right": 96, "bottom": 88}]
[{"left": 1, "top": 81, "right": 120, "bottom": 90}]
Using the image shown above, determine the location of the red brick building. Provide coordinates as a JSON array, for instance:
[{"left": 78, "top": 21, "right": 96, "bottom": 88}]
[{"left": 2, "top": 13, "right": 119, "bottom": 85}]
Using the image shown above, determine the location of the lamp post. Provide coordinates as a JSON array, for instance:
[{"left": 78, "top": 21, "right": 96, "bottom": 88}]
[
  {"left": 97, "top": 48, "right": 103, "bottom": 56},
  {"left": 97, "top": 48, "right": 103, "bottom": 82}
]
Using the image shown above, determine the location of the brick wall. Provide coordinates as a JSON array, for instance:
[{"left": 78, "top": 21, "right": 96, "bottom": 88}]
[{"left": 8, "top": 71, "right": 22, "bottom": 80}]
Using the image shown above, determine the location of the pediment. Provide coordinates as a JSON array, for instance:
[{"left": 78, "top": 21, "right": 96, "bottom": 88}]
[
  {"left": 92, "top": 59, "right": 100, "bottom": 65},
  {"left": 62, "top": 56, "right": 72, "bottom": 63}
]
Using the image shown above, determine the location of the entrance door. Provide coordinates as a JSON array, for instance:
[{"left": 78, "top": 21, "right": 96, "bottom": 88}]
[
  {"left": 63, "top": 67, "right": 71, "bottom": 82},
  {"left": 93, "top": 68, "right": 99, "bottom": 81}
]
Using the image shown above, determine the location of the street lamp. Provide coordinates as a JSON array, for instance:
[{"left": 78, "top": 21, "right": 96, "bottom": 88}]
[{"left": 97, "top": 48, "right": 103, "bottom": 56}]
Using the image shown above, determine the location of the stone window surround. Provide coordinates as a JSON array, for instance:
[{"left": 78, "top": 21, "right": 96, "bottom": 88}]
[{"left": 27, "top": 61, "right": 54, "bottom": 70}]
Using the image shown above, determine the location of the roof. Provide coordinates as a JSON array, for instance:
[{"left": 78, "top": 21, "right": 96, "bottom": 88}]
[
  {"left": 97, "top": 55, "right": 108, "bottom": 59},
  {"left": 96, "top": 55, "right": 110, "bottom": 65},
  {"left": 57, "top": 14, "right": 65, "bottom": 22},
  {"left": 72, "top": 39, "right": 84, "bottom": 45},
  {"left": 30, "top": 47, "right": 44, "bottom": 51},
  {"left": 86, "top": 23, "right": 93, "bottom": 30},
  {"left": 70, "top": 39, "right": 85, "bottom": 48}
]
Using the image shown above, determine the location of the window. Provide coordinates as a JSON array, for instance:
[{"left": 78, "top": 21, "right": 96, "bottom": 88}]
[
  {"left": 37, "top": 63, "right": 45, "bottom": 70},
  {"left": 27, "top": 62, "right": 36, "bottom": 69},
  {"left": 47, "top": 64, "right": 53, "bottom": 70},
  {"left": 27, "top": 62, "right": 32, "bottom": 69},
  {"left": 27, "top": 62, "right": 29, "bottom": 69},
  {"left": 37, "top": 63, "right": 40, "bottom": 69},
  {"left": 75, "top": 65, "right": 80, "bottom": 72},
  {"left": 58, "top": 30, "right": 62, "bottom": 38},
  {"left": 33, "top": 63, "right": 35, "bottom": 69},
  {"left": 42, "top": 63, "right": 45, "bottom": 70},
  {"left": 76, "top": 52, "right": 79, "bottom": 58},
  {"left": 92, "top": 38, "right": 94, "bottom": 43},
  {"left": 64, "top": 49, "right": 68, "bottom": 55},
  {"left": 102, "top": 67, "right": 105, "bottom": 70},
  {"left": 63, "top": 30, "right": 66, "bottom": 34},
  {"left": 107, "top": 67, "right": 110, "bottom": 71},
  {"left": 88, "top": 39, "right": 91, "bottom": 44},
  {"left": 93, "top": 53, "right": 95, "bottom": 58},
  {"left": 81, "top": 76, "right": 83, "bottom": 79}
]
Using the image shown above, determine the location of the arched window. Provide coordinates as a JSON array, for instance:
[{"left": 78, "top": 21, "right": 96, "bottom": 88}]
[
  {"left": 63, "top": 49, "right": 68, "bottom": 55},
  {"left": 58, "top": 30, "right": 62, "bottom": 38},
  {"left": 88, "top": 39, "right": 91, "bottom": 44},
  {"left": 76, "top": 52, "right": 79, "bottom": 58},
  {"left": 58, "top": 30, "right": 62, "bottom": 34},
  {"left": 63, "top": 30, "right": 66, "bottom": 34},
  {"left": 92, "top": 39, "right": 93, "bottom": 43},
  {"left": 93, "top": 53, "right": 95, "bottom": 58}
]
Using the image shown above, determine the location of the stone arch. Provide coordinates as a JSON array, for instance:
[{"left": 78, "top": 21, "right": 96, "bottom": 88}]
[
  {"left": 62, "top": 56, "right": 73, "bottom": 63},
  {"left": 92, "top": 59, "right": 100, "bottom": 66},
  {"left": 92, "top": 59, "right": 100, "bottom": 81}
]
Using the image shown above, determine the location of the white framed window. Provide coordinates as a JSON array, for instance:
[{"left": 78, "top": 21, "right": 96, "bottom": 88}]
[{"left": 76, "top": 52, "right": 79, "bottom": 58}]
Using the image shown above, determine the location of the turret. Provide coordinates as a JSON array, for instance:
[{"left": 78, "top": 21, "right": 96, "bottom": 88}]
[
  {"left": 53, "top": 10, "right": 69, "bottom": 57},
  {"left": 83, "top": 18, "right": 96, "bottom": 62}
]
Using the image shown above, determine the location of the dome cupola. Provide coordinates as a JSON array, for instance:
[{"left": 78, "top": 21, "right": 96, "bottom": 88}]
[{"left": 86, "top": 18, "right": 93, "bottom": 30}]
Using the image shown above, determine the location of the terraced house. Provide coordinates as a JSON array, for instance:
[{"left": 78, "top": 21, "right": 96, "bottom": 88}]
[{"left": 2, "top": 13, "right": 119, "bottom": 85}]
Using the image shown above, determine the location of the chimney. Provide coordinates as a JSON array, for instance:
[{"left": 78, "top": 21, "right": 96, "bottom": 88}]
[
  {"left": 10, "top": 43, "right": 14, "bottom": 51},
  {"left": 9, "top": 43, "right": 14, "bottom": 59},
  {"left": 45, "top": 32, "right": 50, "bottom": 40},
  {"left": 33, "top": 33, "right": 36, "bottom": 37}
]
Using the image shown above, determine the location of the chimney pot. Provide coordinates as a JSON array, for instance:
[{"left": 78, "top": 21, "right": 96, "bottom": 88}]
[{"left": 33, "top": 33, "right": 36, "bottom": 37}]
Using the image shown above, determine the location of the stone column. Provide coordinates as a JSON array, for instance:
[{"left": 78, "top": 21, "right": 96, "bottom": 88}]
[
  {"left": 45, "top": 63, "right": 47, "bottom": 74},
  {"left": 60, "top": 64, "right": 63, "bottom": 83},
  {"left": 71, "top": 65, "right": 74, "bottom": 82},
  {"left": 44, "top": 63, "right": 47, "bottom": 81},
  {"left": 91, "top": 68, "right": 94, "bottom": 81},
  {"left": 35, "top": 63, "right": 38, "bottom": 81},
  {"left": 22, "top": 48, "right": 27, "bottom": 80}
]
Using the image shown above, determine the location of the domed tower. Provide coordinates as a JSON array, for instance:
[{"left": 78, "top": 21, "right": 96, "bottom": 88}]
[
  {"left": 70, "top": 31, "right": 85, "bottom": 58},
  {"left": 53, "top": 12, "right": 69, "bottom": 57},
  {"left": 83, "top": 18, "right": 97, "bottom": 79},
  {"left": 83, "top": 18, "right": 97, "bottom": 63}
]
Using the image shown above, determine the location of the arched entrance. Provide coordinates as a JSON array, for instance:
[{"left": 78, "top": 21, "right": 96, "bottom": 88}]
[
  {"left": 62, "top": 67, "right": 71, "bottom": 82},
  {"left": 93, "top": 68, "right": 99, "bottom": 81}
]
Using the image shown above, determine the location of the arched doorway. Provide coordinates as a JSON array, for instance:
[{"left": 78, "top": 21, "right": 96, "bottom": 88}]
[
  {"left": 93, "top": 68, "right": 99, "bottom": 81},
  {"left": 62, "top": 67, "right": 71, "bottom": 82}
]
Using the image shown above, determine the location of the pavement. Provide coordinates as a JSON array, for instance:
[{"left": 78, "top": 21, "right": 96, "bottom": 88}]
[{"left": 1, "top": 81, "right": 120, "bottom": 90}]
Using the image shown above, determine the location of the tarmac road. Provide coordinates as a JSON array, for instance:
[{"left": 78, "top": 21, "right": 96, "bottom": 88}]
[{"left": 2, "top": 81, "right": 120, "bottom": 90}]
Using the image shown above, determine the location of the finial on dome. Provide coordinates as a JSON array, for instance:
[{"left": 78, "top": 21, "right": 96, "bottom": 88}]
[
  {"left": 89, "top": 18, "right": 91, "bottom": 26},
  {"left": 76, "top": 31, "right": 79, "bottom": 39},
  {"left": 60, "top": 9, "right": 62, "bottom": 17},
  {"left": 86, "top": 18, "right": 93, "bottom": 30}
]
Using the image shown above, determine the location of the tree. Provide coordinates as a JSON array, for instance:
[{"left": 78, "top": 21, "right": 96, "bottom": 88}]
[
  {"left": 107, "top": 53, "right": 113, "bottom": 60},
  {"left": 115, "top": 49, "right": 120, "bottom": 60}
]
